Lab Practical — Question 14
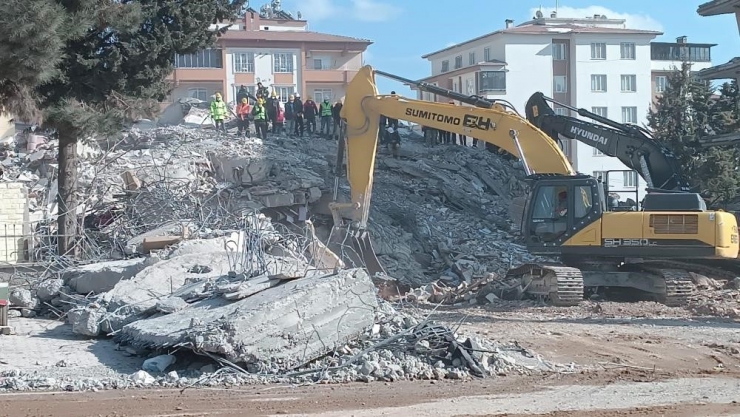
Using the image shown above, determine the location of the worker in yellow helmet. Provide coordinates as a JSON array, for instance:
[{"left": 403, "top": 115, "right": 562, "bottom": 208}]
[{"left": 210, "top": 92, "right": 227, "bottom": 132}]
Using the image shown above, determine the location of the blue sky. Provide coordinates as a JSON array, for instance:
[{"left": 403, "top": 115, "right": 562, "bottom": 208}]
[{"left": 279, "top": 0, "right": 740, "bottom": 96}]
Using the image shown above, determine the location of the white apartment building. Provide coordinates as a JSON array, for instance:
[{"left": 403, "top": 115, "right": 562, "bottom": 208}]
[{"left": 414, "top": 13, "right": 714, "bottom": 203}]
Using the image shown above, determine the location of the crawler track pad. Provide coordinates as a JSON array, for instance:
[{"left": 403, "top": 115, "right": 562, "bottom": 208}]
[{"left": 507, "top": 263, "right": 584, "bottom": 306}]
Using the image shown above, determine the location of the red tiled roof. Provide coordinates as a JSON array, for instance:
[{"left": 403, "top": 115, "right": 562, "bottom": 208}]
[
  {"left": 422, "top": 23, "right": 661, "bottom": 58},
  {"left": 220, "top": 30, "right": 372, "bottom": 45}
]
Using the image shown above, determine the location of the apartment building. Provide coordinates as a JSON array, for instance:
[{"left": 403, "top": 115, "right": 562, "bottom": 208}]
[
  {"left": 697, "top": 0, "right": 740, "bottom": 81},
  {"left": 166, "top": 7, "right": 372, "bottom": 105},
  {"left": 414, "top": 13, "right": 714, "bottom": 202}
]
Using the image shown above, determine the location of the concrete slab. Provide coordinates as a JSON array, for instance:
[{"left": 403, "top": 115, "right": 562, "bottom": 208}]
[
  {"left": 101, "top": 252, "right": 233, "bottom": 316},
  {"left": 67, "top": 258, "right": 155, "bottom": 294},
  {"left": 120, "top": 268, "right": 378, "bottom": 369}
]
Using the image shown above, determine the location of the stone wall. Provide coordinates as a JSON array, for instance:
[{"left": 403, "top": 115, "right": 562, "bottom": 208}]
[{"left": 0, "top": 183, "right": 29, "bottom": 264}]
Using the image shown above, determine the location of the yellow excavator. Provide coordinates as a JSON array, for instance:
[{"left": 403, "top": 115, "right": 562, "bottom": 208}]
[{"left": 330, "top": 66, "right": 740, "bottom": 306}]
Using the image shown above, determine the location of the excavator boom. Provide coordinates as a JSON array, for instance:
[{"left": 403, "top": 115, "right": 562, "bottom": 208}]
[
  {"left": 338, "top": 66, "right": 575, "bottom": 227},
  {"left": 525, "top": 92, "right": 691, "bottom": 192}
]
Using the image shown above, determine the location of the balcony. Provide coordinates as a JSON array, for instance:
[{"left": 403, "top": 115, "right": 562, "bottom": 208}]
[
  {"left": 304, "top": 68, "right": 359, "bottom": 83},
  {"left": 167, "top": 68, "right": 225, "bottom": 83}
]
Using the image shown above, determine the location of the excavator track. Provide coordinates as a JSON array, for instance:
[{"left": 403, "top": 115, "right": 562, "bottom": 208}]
[
  {"left": 506, "top": 263, "right": 584, "bottom": 306},
  {"left": 564, "top": 259, "right": 700, "bottom": 307}
]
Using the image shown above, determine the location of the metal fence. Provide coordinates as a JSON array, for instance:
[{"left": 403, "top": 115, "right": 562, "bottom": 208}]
[{"left": 0, "top": 221, "right": 102, "bottom": 266}]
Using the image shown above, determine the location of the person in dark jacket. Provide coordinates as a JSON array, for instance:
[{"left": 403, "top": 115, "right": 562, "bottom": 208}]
[
  {"left": 256, "top": 82, "right": 269, "bottom": 99},
  {"left": 303, "top": 96, "right": 318, "bottom": 134},
  {"left": 293, "top": 93, "right": 305, "bottom": 137},
  {"left": 267, "top": 91, "right": 279, "bottom": 133},
  {"left": 331, "top": 100, "right": 343, "bottom": 140},
  {"left": 284, "top": 95, "right": 297, "bottom": 135}
]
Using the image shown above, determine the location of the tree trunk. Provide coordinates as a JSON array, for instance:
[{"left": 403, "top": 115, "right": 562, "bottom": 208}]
[{"left": 57, "top": 131, "right": 78, "bottom": 258}]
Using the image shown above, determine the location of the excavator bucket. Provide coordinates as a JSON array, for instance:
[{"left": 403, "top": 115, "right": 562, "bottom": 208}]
[
  {"left": 327, "top": 120, "right": 387, "bottom": 276},
  {"left": 327, "top": 227, "right": 386, "bottom": 275}
]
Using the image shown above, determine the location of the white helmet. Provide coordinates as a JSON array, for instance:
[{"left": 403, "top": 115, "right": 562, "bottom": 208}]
[{"left": 295, "top": 93, "right": 300, "bottom": 98}]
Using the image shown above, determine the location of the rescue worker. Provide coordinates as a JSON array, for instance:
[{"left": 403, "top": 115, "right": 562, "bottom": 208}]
[
  {"left": 378, "top": 115, "right": 388, "bottom": 148},
  {"left": 251, "top": 99, "right": 268, "bottom": 140},
  {"left": 267, "top": 91, "right": 279, "bottom": 133},
  {"left": 285, "top": 95, "right": 297, "bottom": 135},
  {"left": 319, "top": 98, "right": 333, "bottom": 137},
  {"left": 303, "top": 96, "right": 318, "bottom": 134},
  {"left": 256, "top": 82, "right": 269, "bottom": 99},
  {"left": 293, "top": 93, "right": 305, "bottom": 137},
  {"left": 235, "top": 97, "right": 251, "bottom": 137},
  {"left": 210, "top": 92, "right": 227, "bottom": 132},
  {"left": 422, "top": 125, "right": 437, "bottom": 147},
  {"left": 236, "top": 85, "right": 250, "bottom": 104},
  {"left": 446, "top": 101, "right": 457, "bottom": 145},
  {"left": 274, "top": 101, "right": 285, "bottom": 134},
  {"left": 331, "top": 99, "right": 343, "bottom": 140}
]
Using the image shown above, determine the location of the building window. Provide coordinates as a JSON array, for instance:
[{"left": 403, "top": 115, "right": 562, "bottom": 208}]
[
  {"left": 591, "top": 74, "right": 607, "bottom": 92},
  {"left": 478, "top": 71, "right": 506, "bottom": 92},
  {"left": 553, "top": 76, "right": 567, "bottom": 93},
  {"left": 273, "top": 53, "right": 294, "bottom": 73},
  {"left": 483, "top": 47, "right": 491, "bottom": 62},
  {"left": 590, "top": 43, "right": 606, "bottom": 60},
  {"left": 175, "top": 48, "right": 223, "bottom": 68},
  {"left": 468, "top": 52, "right": 476, "bottom": 66},
  {"left": 233, "top": 52, "right": 254, "bottom": 73},
  {"left": 622, "top": 106, "right": 638, "bottom": 124},
  {"left": 313, "top": 88, "right": 332, "bottom": 103},
  {"left": 559, "top": 138, "right": 571, "bottom": 156},
  {"left": 655, "top": 75, "right": 668, "bottom": 93},
  {"left": 465, "top": 78, "right": 474, "bottom": 94},
  {"left": 553, "top": 43, "right": 567, "bottom": 60},
  {"left": 441, "top": 60, "right": 449, "bottom": 73},
  {"left": 274, "top": 86, "right": 295, "bottom": 103},
  {"left": 591, "top": 107, "right": 608, "bottom": 118},
  {"left": 623, "top": 171, "right": 638, "bottom": 187},
  {"left": 188, "top": 88, "right": 208, "bottom": 101},
  {"left": 554, "top": 107, "right": 568, "bottom": 116},
  {"left": 593, "top": 148, "right": 604, "bottom": 156},
  {"left": 454, "top": 55, "right": 463, "bottom": 69},
  {"left": 650, "top": 43, "right": 711, "bottom": 62},
  {"left": 621, "top": 75, "right": 637, "bottom": 92},
  {"left": 593, "top": 171, "right": 607, "bottom": 181},
  {"left": 620, "top": 42, "right": 636, "bottom": 60}
]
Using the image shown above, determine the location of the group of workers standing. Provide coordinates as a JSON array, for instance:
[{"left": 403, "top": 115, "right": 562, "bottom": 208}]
[{"left": 208, "top": 82, "right": 344, "bottom": 141}]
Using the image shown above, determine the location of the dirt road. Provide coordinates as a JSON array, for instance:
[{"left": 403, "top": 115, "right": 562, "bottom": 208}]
[{"left": 2, "top": 301, "right": 740, "bottom": 416}]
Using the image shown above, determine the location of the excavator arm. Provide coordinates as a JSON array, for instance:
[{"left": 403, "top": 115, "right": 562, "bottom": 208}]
[
  {"left": 337, "top": 66, "right": 575, "bottom": 228},
  {"left": 525, "top": 92, "right": 690, "bottom": 192}
]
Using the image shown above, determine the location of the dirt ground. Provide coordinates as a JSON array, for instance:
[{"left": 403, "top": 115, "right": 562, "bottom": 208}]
[{"left": 2, "top": 300, "right": 740, "bottom": 416}]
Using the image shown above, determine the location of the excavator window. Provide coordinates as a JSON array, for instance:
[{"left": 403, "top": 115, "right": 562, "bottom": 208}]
[
  {"left": 574, "top": 186, "right": 593, "bottom": 219},
  {"left": 530, "top": 186, "right": 569, "bottom": 242}
]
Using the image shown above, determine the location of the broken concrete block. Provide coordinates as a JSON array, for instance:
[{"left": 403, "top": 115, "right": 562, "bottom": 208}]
[
  {"left": 131, "top": 370, "right": 155, "bottom": 385},
  {"left": 207, "top": 153, "right": 271, "bottom": 185},
  {"left": 36, "top": 279, "right": 64, "bottom": 302},
  {"left": 260, "top": 192, "right": 294, "bottom": 208},
  {"left": 102, "top": 252, "right": 234, "bottom": 317},
  {"left": 9, "top": 289, "right": 37, "bottom": 309},
  {"left": 121, "top": 170, "right": 142, "bottom": 191},
  {"left": 155, "top": 297, "right": 189, "bottom": 314},
  {"left": 120, "top": 268, "right": 378, "bottom": 370},
  {"left": 307, "top": 187, "right": 322, "bottom": 203},
  {"left": 67, "top": 258, "right": 155, "bottom": 294},
  {"left": 142, "top": 236, "right": 182, "bottom": 253},
  {"left": 142, "top": 354, "right": 176, "bottom": 373},
  {"left": 293, "top": 190, "right": 307, "bottom": 205},
  {"left": 125, "top": 221, "right": 189, "bottom": 255},
  {"left": 67, "top": 306, "right": 105, "bottom": 337}
]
